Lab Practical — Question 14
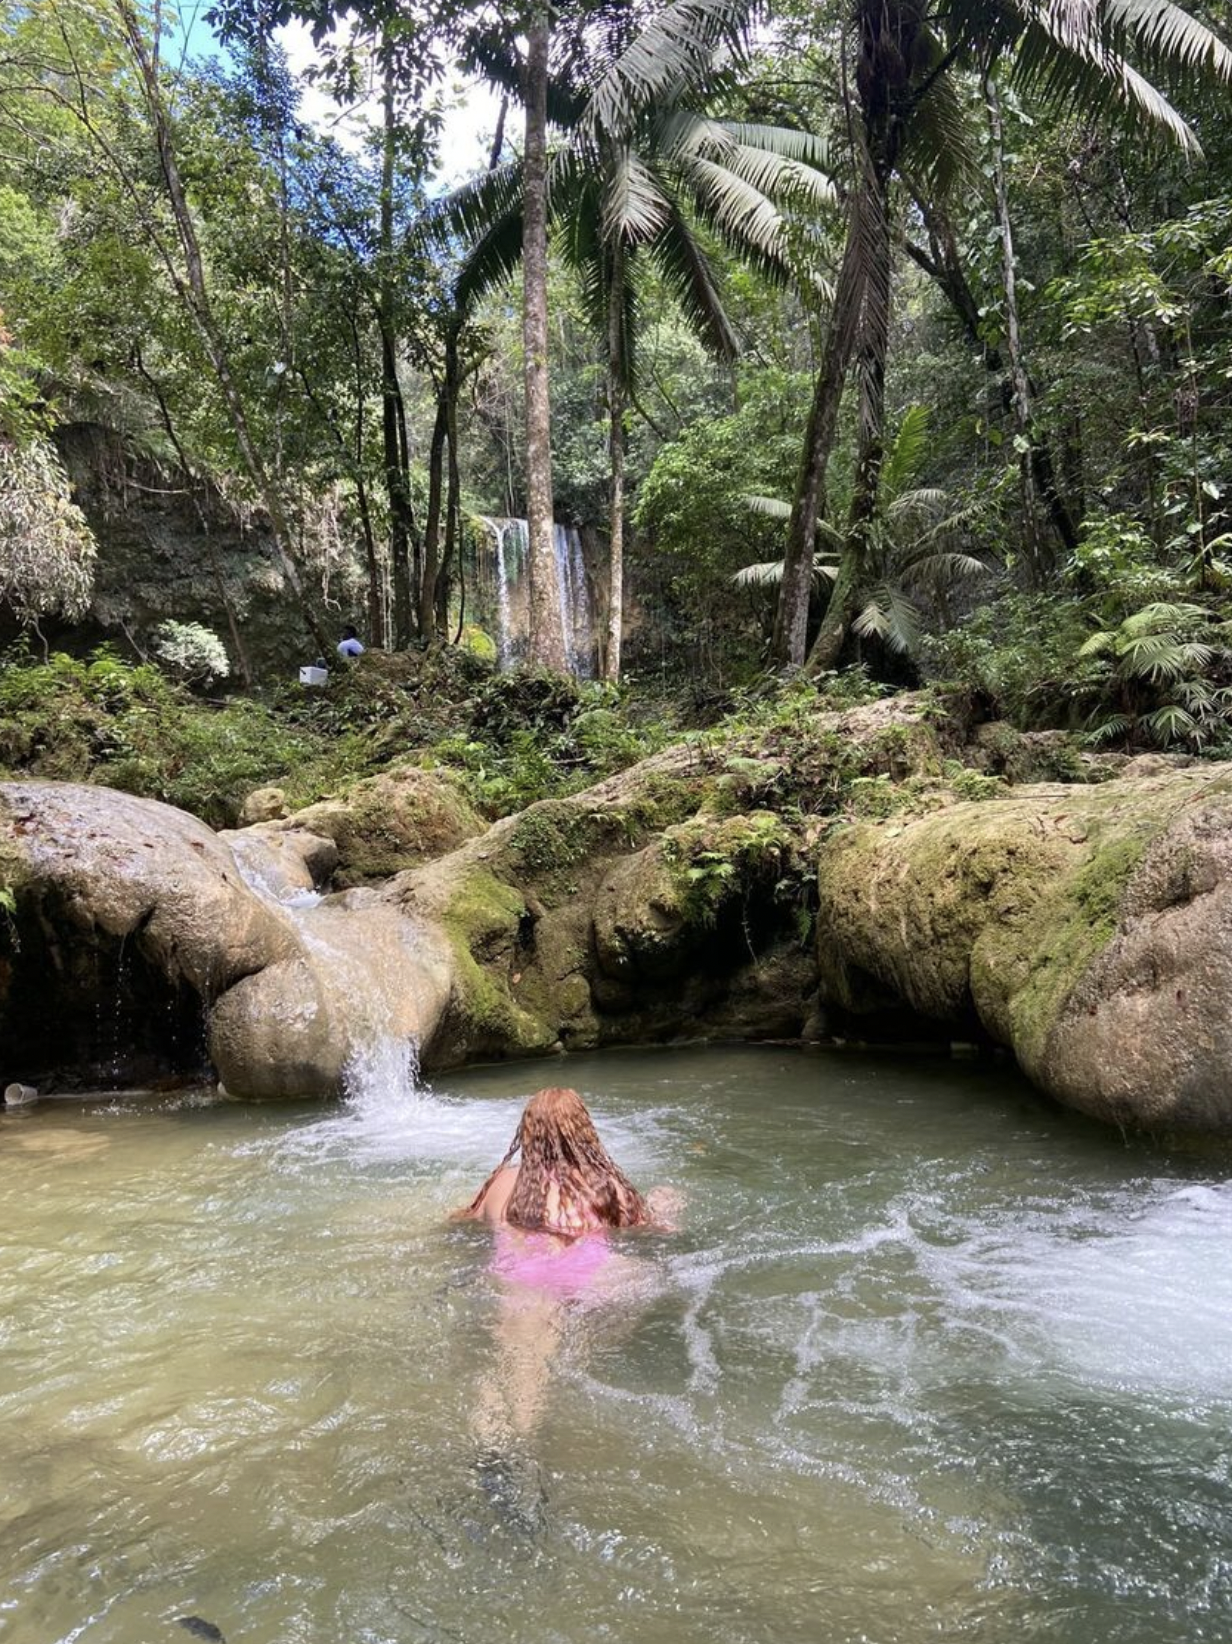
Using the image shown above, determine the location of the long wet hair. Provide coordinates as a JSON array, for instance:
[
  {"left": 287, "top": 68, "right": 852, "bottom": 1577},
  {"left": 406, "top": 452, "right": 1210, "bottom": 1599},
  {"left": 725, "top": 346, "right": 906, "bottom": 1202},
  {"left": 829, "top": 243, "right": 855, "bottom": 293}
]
[{"left": 469, "top": 1087, "right": 650, "bottom": 1237}]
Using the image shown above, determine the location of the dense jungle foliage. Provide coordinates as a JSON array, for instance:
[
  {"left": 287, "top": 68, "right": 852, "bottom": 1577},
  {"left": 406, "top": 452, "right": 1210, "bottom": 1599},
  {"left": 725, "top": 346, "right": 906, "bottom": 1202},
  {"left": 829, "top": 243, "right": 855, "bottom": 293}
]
[{"left": 1, "top": 0, "right": 1230, "bottom": 814}]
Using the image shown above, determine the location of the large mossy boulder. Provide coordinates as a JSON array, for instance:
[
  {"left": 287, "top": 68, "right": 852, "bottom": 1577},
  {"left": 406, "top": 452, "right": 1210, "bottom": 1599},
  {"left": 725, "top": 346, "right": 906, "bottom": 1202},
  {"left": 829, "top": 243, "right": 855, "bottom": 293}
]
[
  {"left": 815, "top": 766, "right": 1232, "bottom": 1132},
  {"left": 247, "top": 764, "right": 485, "bottom": 887},
  {"left": 0, "top": 780, "right": 452, "bottom": 1099},
  {"left": 391, "top": 746, "right": 819, "bottom": 1064}
]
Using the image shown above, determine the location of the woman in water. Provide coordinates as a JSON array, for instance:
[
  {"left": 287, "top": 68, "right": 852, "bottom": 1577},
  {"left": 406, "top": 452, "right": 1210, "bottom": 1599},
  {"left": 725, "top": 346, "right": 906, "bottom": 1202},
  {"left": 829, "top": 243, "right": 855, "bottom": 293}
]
[
  {"left": 458, "top": 1085, "right": 653, "bottom": 1238},
  {"left": 457, "top": 1087, "right": 673, "bottom": 1448}
]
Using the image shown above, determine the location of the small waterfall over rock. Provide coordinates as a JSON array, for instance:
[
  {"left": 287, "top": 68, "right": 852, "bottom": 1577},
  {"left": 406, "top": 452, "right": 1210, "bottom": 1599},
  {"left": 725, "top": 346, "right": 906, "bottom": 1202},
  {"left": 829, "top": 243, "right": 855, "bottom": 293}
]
[
  {"left": 478, "top": 516, "right": 594, "bottom": 676},
  {"left": 225, "top": 831, "right": 442, "bottom": 1109}
]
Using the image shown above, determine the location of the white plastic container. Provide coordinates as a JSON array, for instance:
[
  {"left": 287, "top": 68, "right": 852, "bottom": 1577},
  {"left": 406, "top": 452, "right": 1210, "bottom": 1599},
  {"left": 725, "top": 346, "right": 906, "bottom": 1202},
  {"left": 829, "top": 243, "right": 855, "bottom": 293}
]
[{"left": 298, "top": 666, "right": 329, "bottom": 687}]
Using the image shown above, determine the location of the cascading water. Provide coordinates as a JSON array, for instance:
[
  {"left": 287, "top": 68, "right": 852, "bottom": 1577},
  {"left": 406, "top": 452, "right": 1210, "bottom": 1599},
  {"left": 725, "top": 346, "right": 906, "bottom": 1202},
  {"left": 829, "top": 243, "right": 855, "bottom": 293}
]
[
  {"left": 553, "top": 522, "right": 594, "bottom": 678},
  {"left": 479, "top": 515, "right": 593, "bottom": 677},
  {"left": 478, "top": 516, "right": 528, "bottom": 669},
  {"left": 226, "top": 835, "right": 426, "bottom": 1114}
]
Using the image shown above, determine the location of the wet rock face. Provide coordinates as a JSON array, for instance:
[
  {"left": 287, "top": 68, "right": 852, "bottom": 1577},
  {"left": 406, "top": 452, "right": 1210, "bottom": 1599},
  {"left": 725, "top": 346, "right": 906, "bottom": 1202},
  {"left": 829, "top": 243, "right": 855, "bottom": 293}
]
[{"left": 0, "top": 781, "right": 451, "bottom": 1099}]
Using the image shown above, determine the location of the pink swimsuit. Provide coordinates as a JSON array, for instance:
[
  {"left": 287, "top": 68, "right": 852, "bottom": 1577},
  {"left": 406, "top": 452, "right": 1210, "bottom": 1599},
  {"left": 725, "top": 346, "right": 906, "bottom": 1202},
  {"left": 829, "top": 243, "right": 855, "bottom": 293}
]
[{"left": 492, "top": 1228, "right": 612, "bottom": 1298}]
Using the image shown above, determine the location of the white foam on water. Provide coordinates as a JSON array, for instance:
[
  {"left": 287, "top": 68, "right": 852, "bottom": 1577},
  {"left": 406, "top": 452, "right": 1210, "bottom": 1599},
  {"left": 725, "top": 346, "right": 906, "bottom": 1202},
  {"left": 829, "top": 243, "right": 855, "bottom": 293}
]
[{"left": 903, "top": 1178, "right": 1232, "bottom": 1403}]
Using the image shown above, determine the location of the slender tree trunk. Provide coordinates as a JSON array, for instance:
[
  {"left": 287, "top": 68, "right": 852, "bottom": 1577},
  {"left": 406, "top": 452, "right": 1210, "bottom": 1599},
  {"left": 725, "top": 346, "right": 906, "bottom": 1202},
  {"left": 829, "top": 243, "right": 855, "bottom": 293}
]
[
  {"left": 605, "top": 239, "right": 626, "bottom": 682},
  {"left": 905, "top": 190, "right": 1077, "bottom": 553},
  {"left": 113, "top": 2, "right": 330, "bottom": 658},
  {"left": 420, "top": 394, "right": 448, "bottom": 640},
  {"left": 522, "top": 8, "right": 567, "bottom": 672},
  {"left": 350, "top": 329, "right": 384, "bottom": 646},
  {"left": 803, "top": 549, "right": 861, "bottom": 676},
  {"left": 984, "top": 67, "right": 1055, "bottom": 585},
  {"left": 437, "top": 349, "right": 462, "bottom": 637},
  {"left": 772, "top": 213, "right": 863, "bottom": 665},
  {"left": 300, "top": 321, "right": 383, "bottom": 645},
  {"left": 803, "top": 2, "right": 898, "bottom": 676},
  {"left": 805, "top": 155, "right": 892, "bottom": 675},
  {"left": 379, "top": 43, "right": 414, "bottom": 647}
]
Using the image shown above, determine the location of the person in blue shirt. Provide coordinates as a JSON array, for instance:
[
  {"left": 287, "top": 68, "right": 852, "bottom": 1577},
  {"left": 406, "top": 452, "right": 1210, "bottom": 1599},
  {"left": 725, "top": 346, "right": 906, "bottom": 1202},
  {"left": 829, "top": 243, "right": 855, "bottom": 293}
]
[{"left": 337, "top": 625, "right": 365, "bottom": 659}]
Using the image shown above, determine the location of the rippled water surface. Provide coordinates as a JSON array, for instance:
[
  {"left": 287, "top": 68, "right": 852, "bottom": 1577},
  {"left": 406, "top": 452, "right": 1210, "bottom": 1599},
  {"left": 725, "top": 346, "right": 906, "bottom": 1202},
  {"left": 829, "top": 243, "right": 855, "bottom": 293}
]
[{"left": 3, "top": 1045, "right": 1232, "bottom": 1644}]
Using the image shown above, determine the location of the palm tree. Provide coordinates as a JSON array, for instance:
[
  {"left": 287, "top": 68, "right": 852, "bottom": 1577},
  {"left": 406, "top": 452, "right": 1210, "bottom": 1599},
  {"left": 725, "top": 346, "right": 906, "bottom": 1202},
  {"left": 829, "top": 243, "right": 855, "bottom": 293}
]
[
  {"left": 1078, "top": 602, "right": 1232, "bottom": 749},
  {"left": 437, "top": 4, "right": 835, "bottom": 676},
  {"left": 773, "top": 0, "right": 1232, "bottom": 674},
  {"left": 521, "top": 2, "right": 564, "bottom": 671},
  {"left": 736, "top": 405, "right": 986, "bottom": 661}
]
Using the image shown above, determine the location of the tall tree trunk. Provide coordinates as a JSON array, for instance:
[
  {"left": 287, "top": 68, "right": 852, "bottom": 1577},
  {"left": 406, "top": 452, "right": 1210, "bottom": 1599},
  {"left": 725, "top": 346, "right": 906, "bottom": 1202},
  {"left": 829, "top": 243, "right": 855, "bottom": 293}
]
[
  {"left": 984, "top": 67, "right": 1058, "bottom": 585},
  {"left": 522, "top": 8, "right": 567, "bottom": 672},
  {"left": 772, "top": 212, "right": 863, "bottom": 666},
  {"left": 437, "top": 344, "right": 462, "bottom": 637},
  {"left": 803, "top": 1, "right": 899, "bottom": 676},
  {"left": 380, "top": 43, "right": 414, "bottom": 648},
  {"left": 299, "top": 318, "right": 383, "bottom": 645},
  {"left": 420, "top": 393, "right": 448, "bottom": 640},
  {"left": 605, "top": 239, "right": 626, "bottom": 682},
  {"left": 904, "top": 191, "right": 1078, "bottom": 554},
  {"left": 805, "top": 158, "right": 892, "bottom": 675},
  {"left": 113, "top": 2, "right": 330, "bottom": 658}
]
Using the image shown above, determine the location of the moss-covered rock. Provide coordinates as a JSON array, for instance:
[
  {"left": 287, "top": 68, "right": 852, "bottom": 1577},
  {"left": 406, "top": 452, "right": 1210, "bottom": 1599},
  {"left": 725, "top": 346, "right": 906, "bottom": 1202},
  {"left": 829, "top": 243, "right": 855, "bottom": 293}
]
[
  {"left": 815, "top": 767, "right": 1232, "bottom": 1132},
  {"left": 389, "top": 747, "right": 815, "bottom": 1066},
  {"left": 263, "top": 764, "right": 485, "bottom": 887}
]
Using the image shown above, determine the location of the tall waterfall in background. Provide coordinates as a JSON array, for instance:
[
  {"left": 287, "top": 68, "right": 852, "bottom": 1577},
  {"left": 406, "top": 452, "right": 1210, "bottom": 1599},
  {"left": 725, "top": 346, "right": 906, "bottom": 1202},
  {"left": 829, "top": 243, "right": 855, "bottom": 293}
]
[
  {"left": 553, "top": 522, "right": 594, "bottom": 678},
  {"left": 482, "top": 517, "right": 527, "bottom": 668},
  {"left": 478, "top": 516, "right": 593, "bottom": 677}
]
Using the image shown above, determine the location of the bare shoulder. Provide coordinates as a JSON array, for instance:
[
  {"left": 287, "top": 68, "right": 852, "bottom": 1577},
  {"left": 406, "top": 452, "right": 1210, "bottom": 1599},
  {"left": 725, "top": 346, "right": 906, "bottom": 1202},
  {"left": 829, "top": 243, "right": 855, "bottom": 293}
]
[{"left": 455, "top": 1165, "right": 519, "bottom": 1225}]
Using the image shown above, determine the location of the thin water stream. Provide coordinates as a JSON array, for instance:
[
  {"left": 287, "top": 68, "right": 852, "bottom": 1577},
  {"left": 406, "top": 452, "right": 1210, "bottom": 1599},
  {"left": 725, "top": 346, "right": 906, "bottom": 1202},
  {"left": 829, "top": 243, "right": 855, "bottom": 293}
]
[{"left": 2, "top": 1045, "right": 1231, "bottom": 1644}]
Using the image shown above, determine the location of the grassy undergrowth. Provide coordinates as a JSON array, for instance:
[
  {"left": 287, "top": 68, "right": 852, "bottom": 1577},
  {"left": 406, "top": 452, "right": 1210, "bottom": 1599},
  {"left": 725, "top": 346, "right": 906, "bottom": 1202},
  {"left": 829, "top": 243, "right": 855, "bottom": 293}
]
[{"left": 0, "top": 646, "right": 678, "bottom": 828}]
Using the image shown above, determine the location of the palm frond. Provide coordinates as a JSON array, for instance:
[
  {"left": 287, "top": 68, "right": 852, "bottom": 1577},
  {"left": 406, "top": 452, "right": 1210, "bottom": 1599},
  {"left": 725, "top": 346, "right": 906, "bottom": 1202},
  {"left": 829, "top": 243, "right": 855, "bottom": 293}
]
[
  {"left": 1078, "top": 629, "right": 1119, "bottom": 658},
  {"left": 743, "top": 493, "right": 792, "bottom": 521},
  {"left": 453, "top": 202, "right": 526, "bottom": 316},
  {"left": 1120, "top": 600, "right": 1210, "bottom": 634},
  {"left": 885, "top": 486, "right": 950, "bottom": 521},
  {"left": 879, "top": 404, "right": 931, "bottom": 499},
  {"left": 717, "top": 142, "right": 837, "bottom": 210},
  {"left": 713, "top": 122, "right": 834, "bottom": 172},
  {"left": 1102, "top": 0, "right": 1232, "bottom": 89},
  {"left": 1141, "top": 702, "right": 1199, "bottom": 743},
  {"left": 647, "top": 196, "right": 740, "bottom": 358},
  {"left": 681, "top": 154, "right": 793, "bottom": 266},
  {"left": 1086, "top": 711, "right": 1134, "bottom": 742},
  {"left": 583, "top": 0, "right": 756, "bottom": 142},
  {"left": 900, "top": 40, "right": 980, "bottom": 197},
  {"left": 852, "top": 595, "right": 890, "bottom": 641},
  {"left": 743, "top": 494, "right": 845, "bottom": 546},
  {"left": 1119, "top": 635, "right": 1215, "bottom": 681},
  {"left": 603, "top": 144, "right": 673, "bottom": 242},
  {"left": 898, "top": 548, "right": 988, "bottom": 588},
  {"left": 733, "top": 557, "right": 837, "bottom": 586},
  {"left": 423, "top": 159, "right": 523, "bottom": 252},
  {"left": 1010, "top": 4, "right": 1204, "bottom": 151},
  {"left": 733, "top": 558, "right": 787, "bottom": 586}
]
